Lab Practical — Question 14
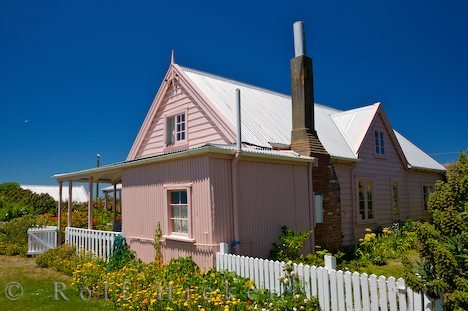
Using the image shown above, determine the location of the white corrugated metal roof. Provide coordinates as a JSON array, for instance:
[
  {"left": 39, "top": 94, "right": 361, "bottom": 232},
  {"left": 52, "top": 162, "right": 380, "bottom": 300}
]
[
  {"left": 20, "top": 185, "right": 89, "bottom": 203},
  {"left": 183, "top": 67, "right": 357, "bottom": 160},
  {"left": 332, "top": 103, "right": 380, "bottom": 154},
  {"left": 181, "top": 66, "right": 444, "bottom": 171},
  {"left": 102, "top": 184, "right": 122, "bottom": 193},
  {"left": 394, "top": 131, "right": 446, "bottom": 171}
]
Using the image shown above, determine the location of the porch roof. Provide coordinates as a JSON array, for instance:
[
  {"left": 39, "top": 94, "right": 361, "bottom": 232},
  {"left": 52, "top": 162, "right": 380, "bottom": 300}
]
[{"left": 52, "top": 144, "right": 315, "bottom": 183}]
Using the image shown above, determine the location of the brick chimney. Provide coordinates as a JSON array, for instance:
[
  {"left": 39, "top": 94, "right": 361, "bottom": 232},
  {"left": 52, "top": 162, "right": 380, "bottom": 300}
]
[
  {"left": 290, "top": 21, "right": 327, "bottom": 156},
  {"left": 290, "top": 21, "right": 343, "bottom": 251}
]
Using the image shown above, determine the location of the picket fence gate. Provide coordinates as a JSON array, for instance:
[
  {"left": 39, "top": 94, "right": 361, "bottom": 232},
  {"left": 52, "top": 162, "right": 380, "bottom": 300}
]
[
  {"left": 216, "top": 252, "right": 442, "bottom": 311},
  {"left": 27, "top": 226, "right": 58, "bottom": 255},
  {"left": 65, "top": 227, "right": 120, "bottom": 261}
]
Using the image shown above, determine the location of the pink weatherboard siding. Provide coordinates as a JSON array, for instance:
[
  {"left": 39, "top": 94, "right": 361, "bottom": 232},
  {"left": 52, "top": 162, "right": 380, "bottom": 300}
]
[
  {"left": 128, "top": 64, "right": 236, "bottom": 161},
  {"left": 335, "top": 113, "right": 442, "bottom": 245},
  {"left": 121, "top": 154, "right": 313, "bottom": 271},
  {"left": 135, "top": 81, "right": 230, "bottom": 158}
]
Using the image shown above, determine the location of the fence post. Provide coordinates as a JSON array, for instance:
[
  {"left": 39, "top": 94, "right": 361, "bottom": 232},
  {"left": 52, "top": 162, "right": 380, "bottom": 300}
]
[
  {"left": 324, "top": 255, "right": 336, "bottom": 270},
  {"left": 219, "top": 242, "right": 229, "bottom": 254}
]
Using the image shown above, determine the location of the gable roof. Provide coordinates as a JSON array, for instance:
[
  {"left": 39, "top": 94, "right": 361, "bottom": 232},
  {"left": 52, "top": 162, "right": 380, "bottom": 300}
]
[
  {"left": 180, "top": 66, "right": 445, "bottom": 172},
  {"left": 394, "top": 131, "right": 446, "bottom": 171}
]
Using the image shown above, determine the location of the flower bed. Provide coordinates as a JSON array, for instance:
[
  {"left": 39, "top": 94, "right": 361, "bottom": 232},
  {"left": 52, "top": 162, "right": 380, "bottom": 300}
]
[
  {"left": 72, "top": 257, "right": 319, "bottom": 310},
  {"left": 37, "top": 245, "right": 319, "bottom": 310}
]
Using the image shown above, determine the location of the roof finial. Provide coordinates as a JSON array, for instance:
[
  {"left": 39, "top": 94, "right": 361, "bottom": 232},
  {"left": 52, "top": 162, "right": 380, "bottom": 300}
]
[{"left": 171, "top": 49, "right": 175, "bottom": 64}]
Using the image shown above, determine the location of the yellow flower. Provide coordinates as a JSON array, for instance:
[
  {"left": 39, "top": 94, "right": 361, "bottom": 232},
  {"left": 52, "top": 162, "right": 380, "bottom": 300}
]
[{"left": 365, "top": 228, "right": 372, "bottom": 233}]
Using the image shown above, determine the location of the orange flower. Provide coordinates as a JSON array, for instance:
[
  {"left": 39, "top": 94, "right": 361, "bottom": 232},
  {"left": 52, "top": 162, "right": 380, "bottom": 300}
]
[{"left": 142, "top": 298, "right": 148, "bottom": 304}]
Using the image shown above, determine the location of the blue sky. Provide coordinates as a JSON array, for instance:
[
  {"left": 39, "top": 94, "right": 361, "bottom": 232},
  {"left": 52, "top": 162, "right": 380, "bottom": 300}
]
[{"left": 0, "top": 0, "right": 467, "bottom": 185}]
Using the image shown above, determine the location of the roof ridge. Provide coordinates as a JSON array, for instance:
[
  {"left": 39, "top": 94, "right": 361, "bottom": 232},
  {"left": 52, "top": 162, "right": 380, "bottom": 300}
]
[
  {"left": 331, "top": 102, "right": 380, "bottom": 116},
  {"left": 180, "top": 65, "right": 343, "bottom": 112}
]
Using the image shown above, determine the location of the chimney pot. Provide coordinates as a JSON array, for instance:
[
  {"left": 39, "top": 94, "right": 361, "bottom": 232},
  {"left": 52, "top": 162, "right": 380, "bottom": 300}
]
[{"left": 293, "top": 21, "right": 307, "bottom": 57}]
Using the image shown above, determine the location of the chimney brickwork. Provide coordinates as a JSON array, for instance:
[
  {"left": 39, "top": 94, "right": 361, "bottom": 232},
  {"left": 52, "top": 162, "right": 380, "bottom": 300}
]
[{"left": 290, "top": 22, "right": 343, "bottom": 251}]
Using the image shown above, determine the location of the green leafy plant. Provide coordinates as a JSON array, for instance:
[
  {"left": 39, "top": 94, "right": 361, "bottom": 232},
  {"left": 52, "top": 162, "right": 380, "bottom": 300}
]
[
  {"left": 404, "top": 151, "right": 468, "bottom": 310},
  {"left": 154, "top": 221, "right": 162, "bottom": 263},
  {"left": 0, "top": 214, "right": 37, "bottom": 256},
  {"left": 107, "top": 235, "right": 136, "bottom": 271},
  {"left": 271, "top": 226, "right": 312, "bottom": 261}
]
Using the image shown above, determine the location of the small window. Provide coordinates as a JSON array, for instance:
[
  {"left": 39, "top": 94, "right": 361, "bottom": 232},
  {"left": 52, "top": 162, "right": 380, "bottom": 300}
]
[
  {"left": 375, "top": 130, "right": 385, "bottom": 155},
  {"left": 423, "top": 185, "right": 433, "bottom": 211},
  {"left": 392, "top": 181, "right": 399, "bottom": 217},
  {"left": 358, "top": 180, "right": 374, "bottom": 221},
  {"left": 166, "top": 112, "right": 186, "bottom": 145},
  {"left": 169, "top": 190, "right": 188, "bottom": 234}
]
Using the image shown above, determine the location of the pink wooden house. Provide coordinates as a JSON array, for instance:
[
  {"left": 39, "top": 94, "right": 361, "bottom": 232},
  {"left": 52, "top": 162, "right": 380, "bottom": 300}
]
[{"left": 54, "top": 22, "right": 444, "bottom": 270}]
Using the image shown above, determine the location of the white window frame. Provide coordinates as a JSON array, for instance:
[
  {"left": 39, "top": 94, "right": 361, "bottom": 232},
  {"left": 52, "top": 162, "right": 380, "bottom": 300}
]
[
  {"left": 391, "top": 179, "right": 400, "bottom": 219},
  {"left": 374, "top": 129, "right": 385, "bottom": 156},
  {"left": 164, "top": 109, "right": 188, "bottom": 147},
  {"left": 422, "top": 184, "right": 433, "bottom": 212},
  {"left": 163, "top": 183, "right": 194, "bottom": 242},
  {"left": 357, "top": 178, "right": 375, "bottom": 222}
]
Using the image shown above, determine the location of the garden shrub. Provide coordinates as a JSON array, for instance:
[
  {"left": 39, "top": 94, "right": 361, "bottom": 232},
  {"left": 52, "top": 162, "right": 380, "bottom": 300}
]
[
  {"left": 0, "top": 214, "right": 37, "bottom": 256},
  {"left": 0, "top": 182, "right": 56, "bottom": 221},
  {"left": 107, "top": 235, "right": 137, "bottom": 271},
  {"left": 35, "top": 244, "right": 103, "bottom": 276},
  {"left": 404, "top": 151, "right": 468, "bottom": 310},
  {"left": 271, "top": 226, "right": 312, "bottom": 261}
]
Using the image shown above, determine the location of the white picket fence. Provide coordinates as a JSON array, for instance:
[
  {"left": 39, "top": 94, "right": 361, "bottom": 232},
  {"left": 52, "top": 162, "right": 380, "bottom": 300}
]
[
  {"left": 27, "top": 226, "right": 58, "bottom": 255},
  {"left": 65, "top": 226, "right": 120, "bottom": 261},
  {"left": 216, "top": 252, "right": 442, "bottom": 311}
]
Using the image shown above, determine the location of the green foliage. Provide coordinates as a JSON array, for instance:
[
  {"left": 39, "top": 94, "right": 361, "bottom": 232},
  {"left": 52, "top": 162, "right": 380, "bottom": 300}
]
[
  {"left": 107, "top": 235, "right": 136, "bottom": 271},
  {"left": 404, "top": 151, "right": 468, "bottom": 310},
  {"left": 0, "top": 214, "right": 37, "bottom": 256},
  {"left": 271, "top": 226, "right": 312, "bottom": 261},
  {"left": 154, "top": 221, "right": 163, "bottom": 263},
  {"left": 35, "top": 244, "right": 104, "bottom": 276},
  {"left": 351, "top": 224, "right": 416, "bottom": 267},
  {"left": 69, "top": 254, "right": 320, "bottom": 310},
  {"left": 0, "top": 182, "right": 56, "bottom": 221}
]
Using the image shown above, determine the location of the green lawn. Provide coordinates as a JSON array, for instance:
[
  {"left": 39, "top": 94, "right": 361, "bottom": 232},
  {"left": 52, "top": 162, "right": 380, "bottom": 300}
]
[
  {"left": 0, "top": 255, "right": 112, "bottom": 311},
  {"left": 352, "top": 250, "right": 420, "bottom": 278}
]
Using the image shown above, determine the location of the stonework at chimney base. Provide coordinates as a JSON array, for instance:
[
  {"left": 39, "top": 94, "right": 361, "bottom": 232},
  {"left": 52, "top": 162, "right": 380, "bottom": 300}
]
[
  {"left": 291, "top": 135, "right": 344, "bottom": 251},
  {"left": 311, "top": 153, "right": 343, "bottom": 251}
]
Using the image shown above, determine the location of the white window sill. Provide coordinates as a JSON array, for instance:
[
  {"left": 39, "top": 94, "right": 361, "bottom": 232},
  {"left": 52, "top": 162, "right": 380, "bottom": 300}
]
[{"left": 162, "top": 234, "right": 195, "bottom": 243}]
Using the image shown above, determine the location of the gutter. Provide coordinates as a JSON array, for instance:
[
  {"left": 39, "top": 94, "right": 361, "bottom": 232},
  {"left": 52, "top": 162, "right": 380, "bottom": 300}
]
[
  {"left": 53, "top": 145, "right": 315, "bottom": 182},
  {"left": 330, "top": 155, "right": 362, "bottom": 163}
]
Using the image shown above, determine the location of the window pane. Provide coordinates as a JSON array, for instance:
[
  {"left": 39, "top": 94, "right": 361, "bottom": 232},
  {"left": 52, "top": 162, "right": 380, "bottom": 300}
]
[
  {"left": 171, "top": 191, "right": 179, "bottom": 204},
  {"left": 177, "top": 115, "right": 181, "bottom": 123},
  {"left": 181, "top": 220, "right": 188, "bottom": 233},
  {"left": 177, "top": 124, "right": 181, "bottom": 132},
  {"left": 181, "top": 113, "right": 185, "bottom": 122},
  {"left": 166, "top": 117, "right": 175, "bottom": 145},
  {"left": 173, "top": 220, "right": 180, "bottom": 233},
  {"left": 172, "top": 205, "right": 179, "bottom": 218},
  {"left": 359, "top": 201, "right": 365, "bottom": 220},
  {"left": 181, "top": 132, "right": 185, "bottom": 140},
  {"left": 177, "top": 133, "right": 181, "bottom": 141},
  {"left": 180, "top": 205, "right": 188, "bottom": 218},
  {"left": 180, "top": 190, "right": 187, "bottom": 204},
  {"left": 181, "top": 123, "right": 185, "bottom": 131}
]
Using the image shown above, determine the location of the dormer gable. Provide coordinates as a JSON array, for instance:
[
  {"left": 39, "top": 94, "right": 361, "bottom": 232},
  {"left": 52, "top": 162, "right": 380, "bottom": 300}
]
[{"left": 127, "top": 64, "right": 236, "bottom": 161}]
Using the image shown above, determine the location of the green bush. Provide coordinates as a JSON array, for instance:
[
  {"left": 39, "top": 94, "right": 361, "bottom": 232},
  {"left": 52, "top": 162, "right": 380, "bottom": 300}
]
[
  {"left": 0, "top": 214, "right": 37, "bottom": 256},
  {"left": 35, "top": 244, "right": 103, "bottom": 276},
  {"left": 0, "top": 182, "right": 56, "bottom": 221},
  {"left": 107, "top": 235, "right": 137, "bottom": 271},
  {"left": 271, "top": 226, "right": 312, "bottom": 261},
  {"left": 404, "top": 151, "right": 468, "bottom": 310}
]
